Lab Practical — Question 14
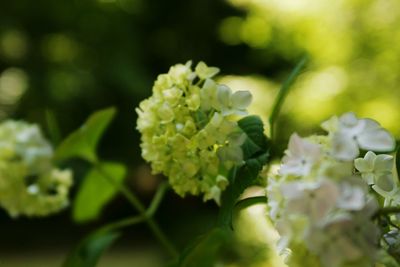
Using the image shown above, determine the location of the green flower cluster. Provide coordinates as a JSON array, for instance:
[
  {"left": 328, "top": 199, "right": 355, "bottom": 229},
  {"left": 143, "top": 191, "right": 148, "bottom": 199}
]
[
  {"left": 136, "top": 61, "right": 252, "bottom": 203},
  {"left": 0, "top": 120, "right": 72, "bottom": 217}
]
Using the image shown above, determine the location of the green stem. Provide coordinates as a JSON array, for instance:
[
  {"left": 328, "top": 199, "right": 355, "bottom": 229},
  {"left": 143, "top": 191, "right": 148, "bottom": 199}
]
[
  {"left": 384, "top": 215, "right": 400, "bottom": 230},
  {"left": 230, "top": 196, "right": 268, "bottom": 230},
  {"left": 45, "top": 109, "right": 62, "bottom": 146},
  {"left": 98, "top": 215, "right": 146, "bottom": 233},
  {"left": 94, "top": 163, "right": 178, "bottom": 258},
  {"left": 269, "top": 56, "right": 308, "bottom": 140},
  {"left": 234, "top": 196, "right": 267, "bottom": 212},
  {"left": 217, "top": 166, "right": 238, "bottom": 228},
  {"left": 374, "top": 207, "right": 400, "bottom": 218},
  {"left": 94, "top": 163, "right": 146, "bottom": 212},
  {"left": 147, "top": 182, "right": 169, "bottom": 217}
]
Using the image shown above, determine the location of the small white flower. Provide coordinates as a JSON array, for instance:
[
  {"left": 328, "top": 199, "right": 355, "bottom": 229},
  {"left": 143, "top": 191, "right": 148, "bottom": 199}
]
[
  {"left": 217, "top": 85, "right": 252, "bottom": 116},
  {"left": 308, "top": 214, "right": 363, "bottom": 267},
  {"left": 266, "top": 176, "right": 285, "bottom": 220},
  {"left": 200, "top": 79, "right": 219, "bottom": 111},
  {"left": 323, "top": 112, "right": 395, "bottom": 161},
  {"left": 280, "top": 133, "right": 322, "bottom": 176},
  {"left": 354, "top": 151, "right": 395, "bottom": 195},
  {"left": 336, "top": 179, "right": 366, "bottom": 211},
  {"left": 281, "top": 179, "right": 339, "bottom": 222}
]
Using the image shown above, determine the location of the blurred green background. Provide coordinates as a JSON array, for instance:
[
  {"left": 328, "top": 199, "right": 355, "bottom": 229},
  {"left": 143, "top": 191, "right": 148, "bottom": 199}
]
[{"left": 1, "top": 0, "right": 400, "bottom": 266}]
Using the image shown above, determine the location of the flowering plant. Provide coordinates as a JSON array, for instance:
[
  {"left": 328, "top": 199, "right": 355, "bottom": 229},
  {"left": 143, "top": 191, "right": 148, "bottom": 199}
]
[
  {"left": 3, "top": 59, "right": 400, "bottom": 267},
  {"left": 268, "top": 112, "right": 398, "bottom": 267},
  {"left": 0, "top": 120, "right": 72, "bottom": 217}
]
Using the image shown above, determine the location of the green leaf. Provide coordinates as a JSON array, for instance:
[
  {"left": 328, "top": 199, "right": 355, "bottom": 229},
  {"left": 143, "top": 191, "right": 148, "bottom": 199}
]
[
  {"left": 238, "top": 115, "right": 269, "bottom": 159},
  {"left": 218, "top": 151, "right": 269, "bottom": 228},
  {"left": 63, "top": 230, "right": 120, "bottom": 267},
  {"left": 55, "top": 107, "right": 116, "bottom": 163},
  {"left": 269, "top": 56, "right": 307, "bottom": 139},
  {"left": 178, "top": 228, "right": 230, "bottom": 267},
  {"left": 242, "top": 152, "right": 269, "bottom": 181},
  {"left": 217, "top": 115, "right": 270, "bottom": 227},
  {"left": 73, "top": 162, "right": 126, "bottom": 223}
]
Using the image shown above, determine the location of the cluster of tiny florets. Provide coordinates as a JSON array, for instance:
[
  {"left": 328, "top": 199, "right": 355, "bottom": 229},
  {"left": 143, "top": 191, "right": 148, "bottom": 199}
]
[
  {"left": 0, "top": 120, "right": 72, "bottom": 217},
  {"left": 267, "top": 112, "right": 397, "bottom": 267},
  {"left": 136, "top": 61, "right": 252, "bottom": 203}
]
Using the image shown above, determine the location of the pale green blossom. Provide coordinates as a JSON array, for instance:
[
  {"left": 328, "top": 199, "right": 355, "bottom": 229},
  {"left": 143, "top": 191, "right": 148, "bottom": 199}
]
[
  {"left": 0, "top": 120, "right": 73, "bottom": 217},
  {"left": 195, "top": 61, "right": 219, "bottom": 80},
  {"left": 355, "top": 151, "right": 395, "bottom": 196},
  {"left": 136, "top": 61, "right": 252, "bottom": 203},
  {"left": 217, "top": 84, "right": 252, "bottom": 116}
]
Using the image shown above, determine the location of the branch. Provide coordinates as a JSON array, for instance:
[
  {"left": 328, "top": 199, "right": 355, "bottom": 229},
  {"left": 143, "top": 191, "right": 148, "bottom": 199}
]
[{"left": 374, "top": 207, "right": 400, "bottom": 219}]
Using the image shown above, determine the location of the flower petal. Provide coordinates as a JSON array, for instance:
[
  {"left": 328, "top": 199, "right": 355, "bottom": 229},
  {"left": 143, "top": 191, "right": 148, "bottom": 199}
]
[
  {"left": 357, "top": 128, "right": 395, "bottom": 152},
  {"left": 321, "top": 115, "right": 339, "bottom": 133},
  {"left": 354, "top": 151, "right": 375, "bottom": 172},
  {"left": 339, "top": 112, "right": 359, "bottom": 127},
  {"left": 362, "top": 118, "right": 381, "bottom": 131},
  {"left": 331, "top": 133, "right": 359, "bottom": 160},
  {"left": 374, "top": 154, "right": 394, "bottom": 172},
  {"left": 217, "top": 85, "right": 232, "bottom": 108},
  {"left": 195, "top": 61, "right": 220, "bottom": 80},
  {"left": 230, "top": 90, "right": 252, "bottom": 110},
  {"left": 354, "top": 158, "right": 371, "bottom": 173},
  {"left": 376, "top": 173, "right": 395, "bottom": 192}
]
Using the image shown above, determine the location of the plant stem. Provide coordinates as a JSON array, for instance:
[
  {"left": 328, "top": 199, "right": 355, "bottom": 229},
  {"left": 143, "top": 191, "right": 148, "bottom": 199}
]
[
  {"left": 98, "top": 215, "right": 146, "bottom": 233},
  {"left": 94, "top": 163, "right": 147, "bottom": 211},
  {"left": 147, "top": 182, "right": 169, "bottom": 217},
  {"left": 94, "top": 163, "right": 178, "bottom": 258},
  {"left": 269, "top": 56, "right": 308, "bottom": 140},
  {"left": 374, "top": 207, "right": 400, "bottom": 218},
  {"left": 217, "top": 166, "right": 238, "bottom": 228},
  {"left": 234, "top": 196, "right": 267, "bottom": 212}
]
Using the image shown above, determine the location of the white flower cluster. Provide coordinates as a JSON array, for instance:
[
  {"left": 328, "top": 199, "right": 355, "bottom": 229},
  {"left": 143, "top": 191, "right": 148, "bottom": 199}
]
[
  {"left": 267, "top": 112, "right": 397, "bottom": 267},
  {"left": 0, "top": 120, "right": 72, "bottom": 217},
  {"left": 136, "top": 61, "right": 252, "bottom": 203}
]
